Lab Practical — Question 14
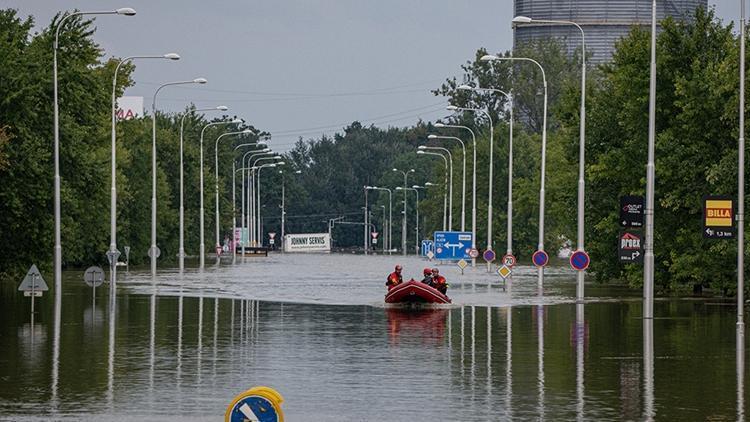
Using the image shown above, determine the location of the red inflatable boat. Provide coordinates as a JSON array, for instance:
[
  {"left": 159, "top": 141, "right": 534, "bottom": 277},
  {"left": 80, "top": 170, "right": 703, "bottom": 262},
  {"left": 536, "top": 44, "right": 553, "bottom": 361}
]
[{"left": 384, "top": 279, "right": 451, "bottom": 305}]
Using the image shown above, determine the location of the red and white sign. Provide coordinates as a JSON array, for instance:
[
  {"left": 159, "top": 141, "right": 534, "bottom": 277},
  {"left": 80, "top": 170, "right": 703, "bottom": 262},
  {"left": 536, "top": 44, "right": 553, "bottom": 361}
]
[
  {"left": 268, "top": 232, "right": 276, "bottom": 239},
  {"left": 502, "top": 254, "right": 517, "bottom": 268},
  {"left": 116, "top": 96, "right": 143, "bottom": 121},
  {"left": 215, "top": 246, "right": 222, "bottom": 256},
  {"left": 371, "top": 232, "right": 379, "bottom": 239}
]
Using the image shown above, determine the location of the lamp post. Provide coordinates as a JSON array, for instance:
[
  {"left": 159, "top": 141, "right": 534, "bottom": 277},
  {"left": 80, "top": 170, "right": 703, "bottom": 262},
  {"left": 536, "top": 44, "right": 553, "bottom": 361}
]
[
  {"left": 251, "top": 155, "right": 282, "bottom": 246},
  {"left": 380, "top": 205, "right": 387, "bottom": 253},
  {"left": 214, "top": 129, "right": 257, "bottom": 256},
  {"left": 242, "top": 149, "right": 273, "bottom": 248},
  {"left": 513, "top": 15, "right": 588, "bottom": 301},
  {"left": 363, "top": 186, "right": 369, "bottom": 254},
  {"left": 54, "top": 6, "right": 135, "bottom": 303},
  {"left": 198, "top": 120, "right": 242, "bottom": 268},
  {"left": 739, "top": 0, "right": 746, "bottom": 327},
  {"left": 446, "top": 104, "right": 494, "bottom": 270},
  {"left": 110, "top": 52, "right": 179, "bottom": 285},
  {"left": 393, "top": 168, "right": 415, "bottom": 255},
  {"left": 256, "top": 162, "right": 284, "bottom": 246},
  {"left": 231, "top": 143, "right": 264, "bottom": 262},
  {"left": 367, "top": 186, "right": 392, "bottom": 253},
  {"left": 279, "top": 169, "right": 301, "bottom": 251},
  {"left": 151, "top": 78, "right": 207, "bottom": 275},
  {"left": 398, "top": 186, "right": 421, "bottom": 254},
  {"left": 434, "top": 122, "right": 477, "bottom": 265},
  {"left": 423, "top": 182, "right": 438, "bottom": 235},
  {"left": 419, "top": 146, "right": 453, "bottom": 230},
  {"left": 178, "top": 105, "right": 227, "bottom": 270},
  {"left": 455, "top": 85, "right": 514, "bottom": 259},
  {"left": 481, "top": 54, "right": 548, "bottom": 286},
  {"left": 428, "top": 134, "right": 466, "bottom": 231},
  {"left": 417, "top": 152, "right": 448, "bottom": 230}
]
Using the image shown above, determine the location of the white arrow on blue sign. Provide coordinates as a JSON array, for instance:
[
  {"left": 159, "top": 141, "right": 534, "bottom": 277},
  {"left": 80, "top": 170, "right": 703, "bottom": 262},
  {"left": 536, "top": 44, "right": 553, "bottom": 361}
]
[{"left": 433, "top": 231, "right": 473, "bottom": 261}]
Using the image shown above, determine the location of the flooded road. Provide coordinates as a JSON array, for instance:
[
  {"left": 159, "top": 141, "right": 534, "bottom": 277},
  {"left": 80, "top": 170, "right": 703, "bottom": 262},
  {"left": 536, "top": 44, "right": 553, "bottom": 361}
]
[{"left": 0, "top": 253, "right": 746, "bottom": 420}]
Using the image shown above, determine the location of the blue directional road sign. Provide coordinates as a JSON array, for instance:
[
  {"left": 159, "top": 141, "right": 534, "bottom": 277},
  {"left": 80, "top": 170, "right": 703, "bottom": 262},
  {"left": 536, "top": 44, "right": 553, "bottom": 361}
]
[
  {"left": 421, "top": 240, "right": 434, "bottom": 257},
  {"left": 433, "top": 231, "right": 473, "bottom": 261}
]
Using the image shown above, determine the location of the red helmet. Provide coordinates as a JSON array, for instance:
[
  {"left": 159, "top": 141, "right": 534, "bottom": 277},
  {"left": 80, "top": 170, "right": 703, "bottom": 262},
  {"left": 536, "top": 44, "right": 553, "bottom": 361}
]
[
  {"left": 423, "top": 268, "right": 432, "bottom": 276},
  {"left": 395, "top": 265, "right": 403, "bottom": 272}
]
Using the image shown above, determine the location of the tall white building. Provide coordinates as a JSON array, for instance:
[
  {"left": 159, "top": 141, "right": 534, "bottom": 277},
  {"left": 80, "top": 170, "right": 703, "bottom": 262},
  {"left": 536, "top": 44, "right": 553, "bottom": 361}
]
[{"left": 513, "top": 0, "right": 708, "bottom": 64}]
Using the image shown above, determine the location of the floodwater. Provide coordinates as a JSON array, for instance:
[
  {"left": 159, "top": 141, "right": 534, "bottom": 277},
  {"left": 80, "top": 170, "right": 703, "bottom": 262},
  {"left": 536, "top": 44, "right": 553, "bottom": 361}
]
[{"left": 0, "top": 253, "right": 746, "bottom": 421}]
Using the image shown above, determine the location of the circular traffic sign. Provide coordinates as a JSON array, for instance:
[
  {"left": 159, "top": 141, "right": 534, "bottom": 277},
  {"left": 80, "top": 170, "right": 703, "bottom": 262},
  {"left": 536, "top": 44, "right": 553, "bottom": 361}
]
[
  {"left": 469, "top": 248, "right": 479, "bottom": 258},
  {"left": 83, "top": 266, "right": 105, "bottom": 287},
  {"left": 148, "top": 245, "right": 161, "bottom": 259},
  {"left": 502, "top": 254, "right": 517, "bottom": 268},
  {"left": 225, "top": 386, "right": 284, "bottom": 422},
  {"left": 569, "top": 250, "right": 590, "bottom": 271},
  {"left": 483, "top": 249, "right": 496, "bottom": 262},
  {"left": 532, "top": 250, "right": 549, "bottom": 268}
]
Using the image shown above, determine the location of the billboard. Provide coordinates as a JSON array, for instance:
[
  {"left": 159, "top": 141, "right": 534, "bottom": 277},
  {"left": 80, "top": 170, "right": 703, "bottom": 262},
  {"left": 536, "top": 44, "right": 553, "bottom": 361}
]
[
  {"left": 283, "top": 233, "right": 331, "bottom": 253},
  {"left": 116, "top": 96, "right": 143, "bottom": 121}
]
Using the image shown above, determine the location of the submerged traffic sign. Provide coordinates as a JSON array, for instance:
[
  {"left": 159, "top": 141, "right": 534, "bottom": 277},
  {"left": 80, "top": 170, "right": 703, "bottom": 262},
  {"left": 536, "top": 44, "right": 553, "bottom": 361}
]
[
  {"left": 18, "top": 264, "right": 48, "bottom": 292},
  {"left": 569, "top": 250, "right": 590, "bottom": 271},
  {"left": 703, "top": 195, "right": 735, "bottom": 239},
  {"left": 433, "top": 231, "right": 473, "bottom": 261},
  {"left": 83, "top": 266, "right": 105, "bottom": 287},
  {"left": 225, "top": 386, "right": 284, "bottom": 422},
  {"left": 497, "top": 265, "right": 512, "bottom": 279},
  {"left": 532, "top": 250, "right": 549, "bottom": 268},
  {"left": 619, "top": 230, "right": 643, "bottom": 264},
  {"left": 421, "top": 240, "right": 433, "bottom": 256},
  {"left": 483, "top": 249, "right": 496, "bottom": 263}
]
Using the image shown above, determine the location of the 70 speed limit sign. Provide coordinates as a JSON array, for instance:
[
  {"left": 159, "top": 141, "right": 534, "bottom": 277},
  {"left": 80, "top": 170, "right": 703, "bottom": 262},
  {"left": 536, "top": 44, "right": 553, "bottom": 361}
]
[{"left": 502, "top": 254, "right": 517, "bottom": 268}]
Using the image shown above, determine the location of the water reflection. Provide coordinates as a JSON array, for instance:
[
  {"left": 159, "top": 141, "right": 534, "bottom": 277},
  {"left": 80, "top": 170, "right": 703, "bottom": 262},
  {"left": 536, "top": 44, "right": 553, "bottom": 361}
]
[
  {"left": 643, "top": 317, "right": 654, "bottom": 421},
  {"left": 505, "top": 307, "right": 513, "bottom": 420},
  {"left": 385, "top": 308, "right": 447, "bottom": 345},
  {"left": 575, "top": 302, "right": 585, "bottom": 421},
  {"left": 738, "top": 324, "right": 745, "bottom": 421}
]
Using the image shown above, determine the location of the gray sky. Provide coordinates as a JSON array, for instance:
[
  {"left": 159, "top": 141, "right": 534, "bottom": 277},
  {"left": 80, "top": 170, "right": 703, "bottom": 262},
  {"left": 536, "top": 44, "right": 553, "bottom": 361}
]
[{"left": 3, "top": 1, "right": 736, "bottom": 151}]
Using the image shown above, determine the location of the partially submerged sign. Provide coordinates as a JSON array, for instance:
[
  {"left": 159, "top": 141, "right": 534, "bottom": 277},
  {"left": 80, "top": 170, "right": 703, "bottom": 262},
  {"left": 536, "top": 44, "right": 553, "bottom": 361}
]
[
  {"left": 619, "top": 230, "right": 643, "bottom": 264},
  {"left": 83, "top": 266, "right": 105, "bottom": 288},
  {"left": 18, "top": 264, "right": 48, "bottom": 292},
  {"left": 703, "top": 195, "right": 735, "bottom": 239},
  {"left": 283, "top": 233, "right": 331, "bottom": 252}
]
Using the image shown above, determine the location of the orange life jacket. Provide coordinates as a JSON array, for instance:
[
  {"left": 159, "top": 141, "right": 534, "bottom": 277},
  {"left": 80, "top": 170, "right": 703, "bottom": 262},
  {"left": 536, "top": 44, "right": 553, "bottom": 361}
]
[{"left": 386, "top": 271, "right": 403, "bottom": 287}]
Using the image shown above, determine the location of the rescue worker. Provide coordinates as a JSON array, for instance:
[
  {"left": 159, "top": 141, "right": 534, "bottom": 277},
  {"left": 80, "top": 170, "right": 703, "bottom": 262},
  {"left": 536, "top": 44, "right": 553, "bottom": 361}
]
[
  {"left": 420, "top": 268, "right": 433, "bottom": 286},
  {"left": 431, "top": 267, "right": 448, "bottom": 295},
  {"left": 386, "top": 265, "right": 404, "bottom": 289}
]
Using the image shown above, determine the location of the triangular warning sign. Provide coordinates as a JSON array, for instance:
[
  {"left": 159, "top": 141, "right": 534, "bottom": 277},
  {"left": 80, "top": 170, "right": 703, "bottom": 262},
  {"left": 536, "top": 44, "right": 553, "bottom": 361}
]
[{"left": 18, "top": 264, "right": 48, "bottom": 292}]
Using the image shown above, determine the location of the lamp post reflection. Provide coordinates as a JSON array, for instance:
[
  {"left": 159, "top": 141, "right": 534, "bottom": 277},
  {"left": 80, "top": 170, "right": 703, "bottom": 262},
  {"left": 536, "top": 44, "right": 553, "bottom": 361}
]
[
  {"left": 106, "top": 283, "right": 117, "bottom": 407},
  {"left": 537, "top": 301, "right": 545, "bottom": 419},
  {"left": 643, "top": 317, "right": 654, "bottom": 420},
  {"left": 737, "top": 324, "right": 745, "bottom": 421},
  {"left": 505, "top": 307, "right": 513, "bottom": 420},
  {"left": 575, "top": 303, "right": 586, "bottom": 421}
]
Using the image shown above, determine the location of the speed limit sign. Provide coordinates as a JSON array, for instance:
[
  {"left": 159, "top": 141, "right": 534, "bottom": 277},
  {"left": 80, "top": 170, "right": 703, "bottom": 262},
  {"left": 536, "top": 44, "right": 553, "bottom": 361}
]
[{"left": 502, "top": 254, "right": 517, "bottom": 268}]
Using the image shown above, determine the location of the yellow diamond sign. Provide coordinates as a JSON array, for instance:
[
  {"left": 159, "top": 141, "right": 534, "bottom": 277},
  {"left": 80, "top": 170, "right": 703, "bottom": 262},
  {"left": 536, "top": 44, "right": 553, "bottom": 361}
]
[
  {"left": 497, "top": 265, "right": 512, "bottom": 279},
  {"left": 457, "top": 259, "right": 468, "bottom": 270}
]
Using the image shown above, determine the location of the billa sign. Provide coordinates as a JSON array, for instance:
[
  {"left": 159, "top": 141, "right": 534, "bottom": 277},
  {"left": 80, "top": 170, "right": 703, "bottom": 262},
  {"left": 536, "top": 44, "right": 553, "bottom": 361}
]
[
  {"left": 703, "top": 195, "right": 735, "bottom": 239},
  {"left": 619, "top": 231, "right": 643, "bottom": 264},
  {"left": 620, "top": 196, "right": 644, "bottom": 228}
]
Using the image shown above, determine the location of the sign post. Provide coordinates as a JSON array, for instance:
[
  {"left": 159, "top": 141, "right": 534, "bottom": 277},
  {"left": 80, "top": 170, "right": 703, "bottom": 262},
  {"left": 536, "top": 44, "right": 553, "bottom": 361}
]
[
  {"left": 84, "top": 266, "right": 105, "bottom": 305},
  {"left": 124, "top": 246, "right": 131, "bottom": 271},
  {"left": 268, "top": 232, "right": 276, "bottom": 246},
  {"left": 619, "top": 231, "right": 644, "bottom": 264},
  {"left": 532, "top": 250, "right": 549, "bottom": 268},
  {"left": 703, "top": 195, "right": 735, "bottom": 239},
  {"left": 371, "top": 231, "right": 379, "bottom": 245}
]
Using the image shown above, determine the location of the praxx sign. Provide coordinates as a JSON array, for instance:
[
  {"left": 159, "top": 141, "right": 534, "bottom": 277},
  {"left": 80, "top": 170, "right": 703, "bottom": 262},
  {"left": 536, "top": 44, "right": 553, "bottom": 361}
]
[{"left": 703, "top": 195, "right": 735, "bottom": 239}]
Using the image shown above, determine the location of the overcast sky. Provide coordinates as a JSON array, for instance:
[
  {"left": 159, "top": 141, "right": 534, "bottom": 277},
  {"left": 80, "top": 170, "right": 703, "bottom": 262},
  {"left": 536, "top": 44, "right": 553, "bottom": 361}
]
[{"left": 3, "top": 1, "right": 736, "bottom": 150}]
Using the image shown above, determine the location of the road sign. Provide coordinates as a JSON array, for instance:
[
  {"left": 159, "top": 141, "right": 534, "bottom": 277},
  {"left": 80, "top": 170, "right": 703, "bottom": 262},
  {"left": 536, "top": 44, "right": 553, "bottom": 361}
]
[
  {"left": 215, "top": 246, "right": 223, "bottom": 256},
  {"left": 371, "top": 232, "right": 379, "bottom": 239},
  {"left": 497, "top": 265, "right": 512, "bottom": 279},
  {"left": 433, "top": 231, "right": 473, "bottom": 261},
  {"left": 124, "top": 246, "right": 131, "bottom": 260},
  {"left": 569, "top": 250, "right": 590, "bottom": 271},
  {"left": 532, "top": 250, "right": 549, "bottom": 268},
  {"left": 148, "top": 245, "right": 160, "bottom": 259},
  {"left": 83, "top": 266, "right": 105, "bottom": 287},
  {"left": 620, "top": 196, "right": 644, "bottom": 228},
  {"left": 426, "top": 250, "right": 435, "bottom": 260},
  {"left": 457, "top": 259, "right": 468, "bottom": 270},
  {"left": 619, "top": 230, "right": 644, "bottom": 264},
  {"left": 703, "top": 195, "right": 735, "bottom": 239},
  {"left": 24, "top": 291, "right": 43, "bottom": 297},
  {"left": 469, "top": 248, "right": 479, "bottom": 259},
  {"left": 18, "top": 265, "right": 48, "bottom": 292},
  {"left": 106, "top": 249, "right": 121, "bottom": 267},
  {"left": 421, "top": 240, "right": 433, "bottom": 257},
  {"left": 225, "top": 386, "right": 284, "bottom": 422},
  {"left": 502, "top": 254, "right": 516, "bottom": 267},
  {"left": 268, "top": 232, "right": 276, "bottom": 240},
  {"left": 483, "top": 249, "right": 496, "bottom": 263}
]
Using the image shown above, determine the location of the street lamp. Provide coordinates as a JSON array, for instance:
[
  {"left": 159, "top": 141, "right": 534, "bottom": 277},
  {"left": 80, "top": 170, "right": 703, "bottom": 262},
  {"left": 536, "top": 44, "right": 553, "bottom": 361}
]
[
  {"left": 397, "top": 186, "right": 420, "bottom": 254},
  {"left": 366, "top": 186, "right": 393, "bottom": 253},
  {"left": 53, "top": 6, "right": 135, "bottom": 305},
  {"left": 513, "top": 14, "right": 588, "bottom": 301},
  {"left": 393, "top": 168, "right": 415, "bottom": 255},
  {"left": 279, "top": 169, "right": 302, "bottom": 251},
  {"left": 428, "top": 134, "right": 466, "bottom": 232},
  {"left": 456, "top": 84, "right": 515, "bottom": 260},
  {"left": 177, "top": 105, "right": 227, "bottom": 270},
  {"left": 231, "top": 142, "right": 265, "bottom": 262},
  {"left": 481, "top": 54, "right": 549, "bottom": 286},
  {"left": 417, "top": 151, "right": 449, "bottom": 231},
  {"left": 243, "top": 149, "right": 273, "bottom": 248},
  {"left": 198, "top": 119, "right": 242, "bottom": 267},
  {"left": 251, "top": 155, "right": 282, "bottom": 246},
  {"left": 109, "top": 52, "right": 179, "bottom": 286},
  {"left": 151, "top": 77, "right": 207, "bottom": 275},
  {"left": 215, "top": 129, "right": 258, "bottom": 255},
  {"left": 739, "top": 0, "right": 747, "bottom": 327},
  {"left": 256, "top": 162, "right": 284, "bottom": 246},
  {"left": 434, "top": 122, "right": 478, "bottom": 266},
  {"left": 419, "top": 146, "right": 453, "bottom": 230},
  {"left": 446, "top": 103, "right": 495, "bottom": 269}
]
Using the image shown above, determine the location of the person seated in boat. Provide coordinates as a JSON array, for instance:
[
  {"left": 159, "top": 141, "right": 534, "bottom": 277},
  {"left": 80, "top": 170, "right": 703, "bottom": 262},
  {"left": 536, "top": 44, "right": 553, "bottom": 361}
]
[
  {"left": 420, "top": 268, "right": 434, "bottom": 286},
  {"left": 386, "top": 265, "right": 404, "bottom": 289},
  {"left": 431, "top": 267, "right": 448, "bottom": 295}
]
